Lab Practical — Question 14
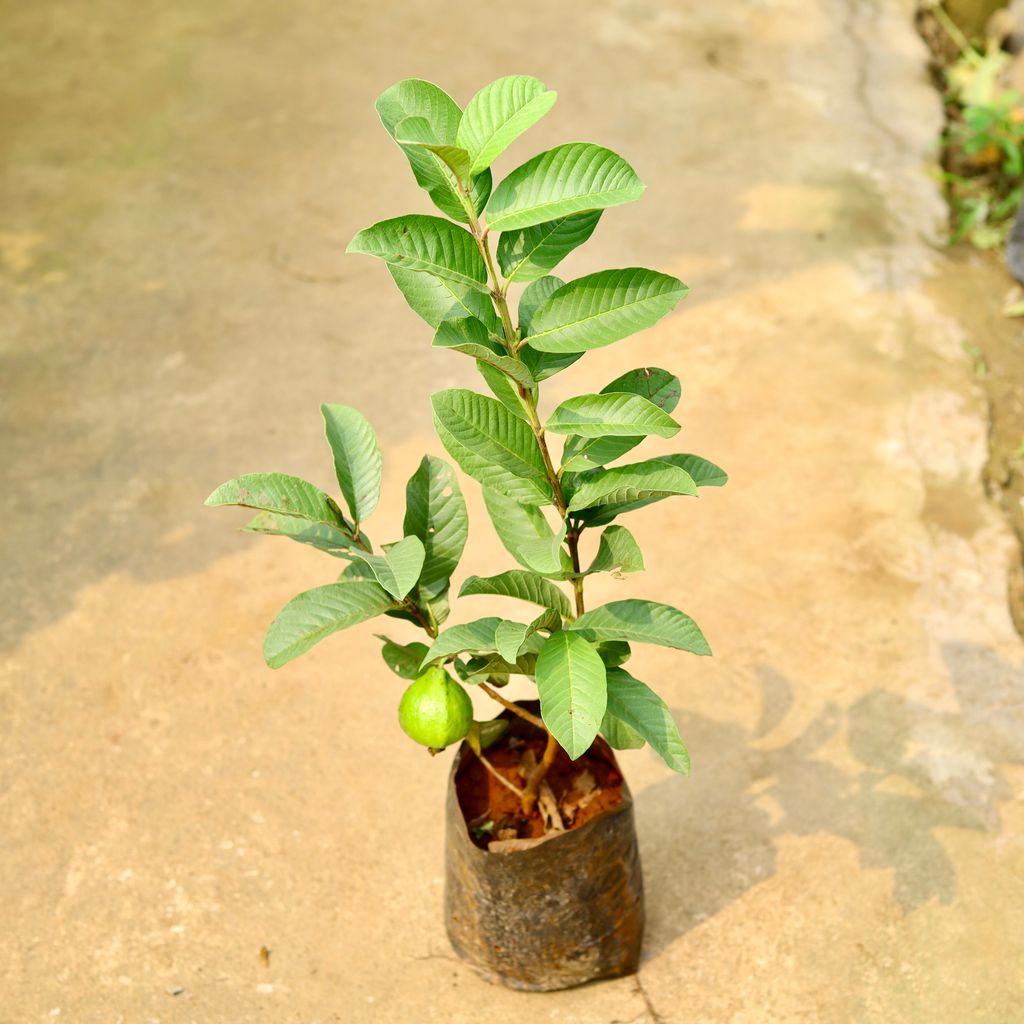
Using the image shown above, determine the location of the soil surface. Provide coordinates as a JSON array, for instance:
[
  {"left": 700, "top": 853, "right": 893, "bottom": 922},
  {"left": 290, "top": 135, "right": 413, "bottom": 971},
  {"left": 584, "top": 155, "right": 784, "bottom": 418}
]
[{"left": 456, "top": 719, "right": 624, "bottom": 848}]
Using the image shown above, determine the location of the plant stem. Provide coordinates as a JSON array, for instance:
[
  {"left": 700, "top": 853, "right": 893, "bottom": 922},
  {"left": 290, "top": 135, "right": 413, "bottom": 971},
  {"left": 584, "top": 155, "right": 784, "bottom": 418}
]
[
  {"left": 516, "top": 382, "right": 568, "bottom": 510},
  {"left": 463, "top": 202, "right": 586, "bottom": 608},
  {"left": 522, "top": 730, "right": 559, "bottom": 816},
  {"left": 566, "top": 523, "right": 585, "bottom": 617},
  {"left": 478, "top": 683, "right": 545, "bottom": 729},
  {"left": 927, "top": 0, "right": 976, "bottom": 60},
  {"left": 513, "top": 371, "right": 586, "bottom": 619},
  {"left": 462, "top": 186, "right": 590, "bottom": 815},
  {"left": 478, "top": 682, "right": 556, "bottom": 817},
  {"left": 401, "top": 598, "right": 438, "bottom": 638},
  {"left": 476, "top": 750, "right": 526, "bottom": 798}
]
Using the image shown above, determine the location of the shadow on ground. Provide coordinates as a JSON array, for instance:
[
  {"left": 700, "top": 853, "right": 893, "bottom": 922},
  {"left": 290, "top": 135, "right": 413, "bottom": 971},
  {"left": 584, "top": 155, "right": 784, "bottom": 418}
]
[{"left": 638, "top": 643, "right": 1024, "bottom": 959}]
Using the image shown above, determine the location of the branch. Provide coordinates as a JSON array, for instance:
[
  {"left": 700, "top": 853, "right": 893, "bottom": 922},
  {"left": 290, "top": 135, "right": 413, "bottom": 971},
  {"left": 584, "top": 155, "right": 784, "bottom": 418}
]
[
  {"left": 476, "top": 750, "right": 526, "bottom": 798},
  {"left": 460, "top": 191, "right": 588, "bottom": 805},
  {"left": 478, "top": 683, "right": 545, "bottom": 730},
  {"left": 521, "top": 730, "right": 559, "bottom": 815}
]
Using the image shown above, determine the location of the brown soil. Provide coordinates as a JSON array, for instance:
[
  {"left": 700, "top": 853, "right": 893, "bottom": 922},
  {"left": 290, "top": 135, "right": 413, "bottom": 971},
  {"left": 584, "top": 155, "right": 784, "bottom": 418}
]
[{"left": 455, "top": 710, "right": 624, "bottom": 850}]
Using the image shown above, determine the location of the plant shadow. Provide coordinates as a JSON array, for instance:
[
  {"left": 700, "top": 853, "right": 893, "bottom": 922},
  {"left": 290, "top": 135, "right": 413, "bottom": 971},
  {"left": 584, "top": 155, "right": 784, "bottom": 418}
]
[{"left": 635, "top": 643, "right": 1024, "bottom": 959}]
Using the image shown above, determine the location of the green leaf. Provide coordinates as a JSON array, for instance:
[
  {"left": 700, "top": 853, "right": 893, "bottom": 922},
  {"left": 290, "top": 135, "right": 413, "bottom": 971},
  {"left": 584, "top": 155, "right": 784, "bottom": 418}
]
[
  {"left": 517, "top": 276, "right": 583, "bottom": 382},
  {"left": 423, "top": 586, "right": 451, "bottom": 629},
  {"left": 546, "top": 392, "right": 680, "bottom": 438},
  {"left": 605, "top": 667, "right": 690, "bottom": 773},
  {"left": 561, "top": 436, "right": 639, "bottom": 474},
  {"left": 481, "top": 487, "right": 569, "bottom": 577},
  {"left": 321, "top": 404, "right": 382, "bottom": 526},
  {"left": 422, "top": 616, "right": 530, "bottom": 666},
  {"left": 264, "top": 581, "right": 395, "bottom": 668},
  {"left": 459, "top": 570, "right": 572, "bottom": 617},
  {"left": 568, "top": 599, "right": 711, "bottom": 656},
  {"left": 467, "top": 717, "right": 510, "bottom": 754},
  {"left": 477, "top": 507, "right": 568, "bottom": 578},
  {"left": 375, "top": 79, "right": 490, "bottom": 222},
  {"left": 517, "top": 526, "right": 570, "bottom": 576},
  {"left": 351, "top": 536, "right": 426, "bottom": 600},
  {"left": 403, "top": 455, "right": 468, "bottom": 598},
  {"left": 459, "top": 647, "right": 539, "bottom": 683},
  {"left": 377, "top": 635, "right": 431, "bottom": 679},
  {"left": 478, "top": 717, "right": 510, "bottom": 749},
  {"left": 600, "top": 367, "right": 682, "bottom": 412},
  {"left": 205, "top": 473, "right": 347, "bottom": 529},
  {"left": 467, "top": 719, "right": 509, "bottom": 756},
  {"left": 497, "top": 211, "right": 601, "bottom": 283},
  {"left": 433, "top": 318, "right": 536, "bottom": 386},
  {"left": 561, "top": 367, "right": 681, "bottom": 472},
  {"left": 657, "top": 453, "right": 728, "bottom": 487},
  {"left": 242, "top": 511, "right": 363, "bottom": 558},
  {"left": 518, "top": 275, "right": 565, "bottom": 334},
  {"left": 535, "top": 632, "right": 607, "bottom": 759},
  {"left": 338, "top": 559, "right": 376, "bottom": 582},
  {"left": 377, "top": 79, "right": 460, "bottom": 149},
  {"left": 495, "top": 620, "right": 530, "bottom": 662},
  {"left": 347, "top": 215, "right": 489, "bottom": 294},
  {"left": 475, "top": 360, "right": 531, "bottom": 421},
  {"left": 457, "top": 75, "right": 558, "bottom": 175},
  {"left": 387, "top": 265, "right": 499, "bottom": 331},
  {"left": 347, "top": 550, "right": 450, "bottom": 629},
  {"left": 586, "top": 525, "right": 644, "bottom": 575},
  {"left": 595, "top": 639, "right": 632, "bottom": 668},
  {"left": 423, "top": 617, "right": 502, "bottom": 665},
  {"left": 525, "top": 268, "right": 688, "bottom": 353},
  {"left": 566, "top": 458, "right": 697, "bottom": 512},
  {"left": 393, "top": 115, "right": 472, "bottom": 180},
  {"left": 431, "top": 389, "right": 553, "bottom": 506},
  {"left": 575, "top": 453, "right": 726, "bottom": 526},
  {"left": 601, "top": 710, "right": 646, "bottom": 750},
  {"left": 528, "top": 605, "right": 563, "bottom": 636},
  {"left": 487, "top": 143, "right": 644, "bottom": 232}
]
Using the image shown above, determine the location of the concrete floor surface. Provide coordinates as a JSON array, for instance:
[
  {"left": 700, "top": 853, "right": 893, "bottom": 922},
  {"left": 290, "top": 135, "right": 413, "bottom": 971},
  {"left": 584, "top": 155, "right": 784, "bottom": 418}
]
[{"left": 3, "top": 0, "right": 1023, "bottom": 1021}]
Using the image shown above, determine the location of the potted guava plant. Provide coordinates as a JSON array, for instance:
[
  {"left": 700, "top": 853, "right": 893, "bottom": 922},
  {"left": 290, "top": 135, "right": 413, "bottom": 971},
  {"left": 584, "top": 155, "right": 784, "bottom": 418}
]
[{"left": 206, "top": 75, "right": 726, "bottom": 991}]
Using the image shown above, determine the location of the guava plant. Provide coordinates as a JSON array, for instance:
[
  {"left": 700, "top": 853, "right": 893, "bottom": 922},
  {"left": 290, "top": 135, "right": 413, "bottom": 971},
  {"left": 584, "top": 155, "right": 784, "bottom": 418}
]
[{"left": 207, "top": 76, "right": 726, "bottom": 816}]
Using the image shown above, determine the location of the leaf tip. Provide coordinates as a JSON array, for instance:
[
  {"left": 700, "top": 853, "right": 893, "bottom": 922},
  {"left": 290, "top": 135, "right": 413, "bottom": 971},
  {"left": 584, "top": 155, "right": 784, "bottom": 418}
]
[{"left": 262, "top": 642, "right": 285, "bottom": 671}]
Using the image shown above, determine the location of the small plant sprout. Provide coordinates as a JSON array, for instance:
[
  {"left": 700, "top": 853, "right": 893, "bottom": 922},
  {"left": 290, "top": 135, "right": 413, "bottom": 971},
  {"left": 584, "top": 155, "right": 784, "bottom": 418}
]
[
  {"left": 206, "top": 76, "right": 726, "bottom": 817},
  {"left": 928, "top": 6, "right": 1024, "bottom": 250}
]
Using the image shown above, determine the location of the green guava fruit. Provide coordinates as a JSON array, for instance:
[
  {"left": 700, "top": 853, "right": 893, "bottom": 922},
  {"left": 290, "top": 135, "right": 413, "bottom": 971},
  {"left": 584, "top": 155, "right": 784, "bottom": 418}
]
[{"left": 398, "top": 666, "right": 473, "bottom": 750}]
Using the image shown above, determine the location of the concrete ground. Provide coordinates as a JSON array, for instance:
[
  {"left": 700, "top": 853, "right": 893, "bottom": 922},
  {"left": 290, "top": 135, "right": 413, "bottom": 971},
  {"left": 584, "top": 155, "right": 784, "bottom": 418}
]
[{"left": 3, "top": 0, "right": 1023, "bottom": 1021}]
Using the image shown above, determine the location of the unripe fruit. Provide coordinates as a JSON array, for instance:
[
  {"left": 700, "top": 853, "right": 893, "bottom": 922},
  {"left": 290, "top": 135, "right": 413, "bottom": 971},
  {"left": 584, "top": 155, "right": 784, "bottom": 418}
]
[{"left": 398, "top": 666, "right": 473, "bottom": 750}]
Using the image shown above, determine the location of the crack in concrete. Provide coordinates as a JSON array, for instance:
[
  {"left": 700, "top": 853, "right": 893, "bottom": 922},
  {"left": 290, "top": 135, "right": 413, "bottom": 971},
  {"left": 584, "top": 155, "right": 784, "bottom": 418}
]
[{"left": 634, "top": 975, "right": 669, "bottom": 1024}]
